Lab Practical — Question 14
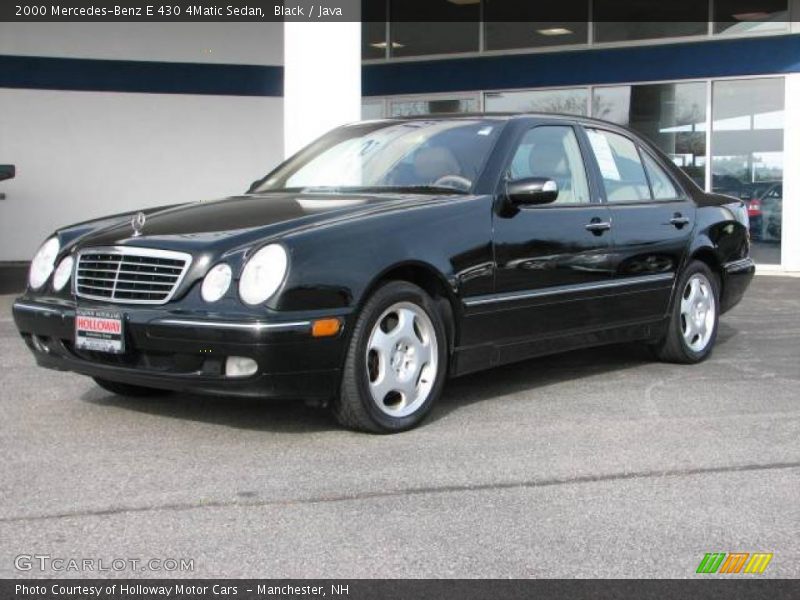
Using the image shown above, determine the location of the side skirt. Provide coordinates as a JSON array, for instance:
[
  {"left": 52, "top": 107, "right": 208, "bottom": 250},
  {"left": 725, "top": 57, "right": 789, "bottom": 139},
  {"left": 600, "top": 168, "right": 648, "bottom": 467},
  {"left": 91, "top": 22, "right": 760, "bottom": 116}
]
[{"left": 449, "top": 319, "right": 669, "bottom": 377}]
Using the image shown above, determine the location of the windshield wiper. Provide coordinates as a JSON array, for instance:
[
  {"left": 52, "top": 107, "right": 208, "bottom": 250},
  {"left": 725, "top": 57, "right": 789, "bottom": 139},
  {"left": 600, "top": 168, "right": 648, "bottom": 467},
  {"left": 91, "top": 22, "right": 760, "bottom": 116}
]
[
  {"left": 261, "top": 185, "right": 470, "bottom": 195},
  {"left": 380, "top": 185, "right": 469, "bottom": 195},
  {"left": 329, "top": 185, "right": 469, "bottom": 195}
]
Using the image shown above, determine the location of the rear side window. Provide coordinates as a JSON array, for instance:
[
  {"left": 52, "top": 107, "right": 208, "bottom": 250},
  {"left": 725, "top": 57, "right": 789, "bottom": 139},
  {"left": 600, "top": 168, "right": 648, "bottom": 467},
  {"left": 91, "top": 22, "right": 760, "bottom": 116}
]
[
  {"left": 642, "top": 152, "right": 679, "bottom": 200},
  {"left": 586, "top": 129, "right": 650, "bottom": 202}
]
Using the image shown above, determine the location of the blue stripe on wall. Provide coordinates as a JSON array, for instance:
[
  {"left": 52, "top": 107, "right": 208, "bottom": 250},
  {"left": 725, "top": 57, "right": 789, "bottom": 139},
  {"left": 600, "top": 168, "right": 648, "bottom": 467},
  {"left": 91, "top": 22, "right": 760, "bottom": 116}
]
[
  {"left": 363, "top": 34, "right": 800, "bottom": 96},
  {"left": 0, "top": 55, "right": 283, "bottom": 97}
]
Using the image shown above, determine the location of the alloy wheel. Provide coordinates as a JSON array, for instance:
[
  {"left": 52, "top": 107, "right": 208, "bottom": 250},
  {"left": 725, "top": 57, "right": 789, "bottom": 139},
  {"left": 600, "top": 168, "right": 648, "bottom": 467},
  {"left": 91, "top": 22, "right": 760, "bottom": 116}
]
[
  {"left": 365, "top": 301, "right": 439, "bottom": 418},
  {"left": 680, "top": 273, "right": 716, "bottom": 352}
]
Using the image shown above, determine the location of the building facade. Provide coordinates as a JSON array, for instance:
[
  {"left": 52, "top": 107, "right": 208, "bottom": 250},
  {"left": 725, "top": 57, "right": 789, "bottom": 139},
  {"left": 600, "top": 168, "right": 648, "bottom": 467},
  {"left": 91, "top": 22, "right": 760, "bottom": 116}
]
[{"left": 362, "top": 0, "right": 800, "bottom": 271}]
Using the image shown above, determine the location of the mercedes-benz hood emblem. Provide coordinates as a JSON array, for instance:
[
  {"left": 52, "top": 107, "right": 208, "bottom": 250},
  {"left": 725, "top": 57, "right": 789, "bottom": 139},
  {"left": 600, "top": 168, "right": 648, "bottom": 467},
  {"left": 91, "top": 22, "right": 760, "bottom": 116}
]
[{"left": 131, "top": 212, "right": 147, "bottom": 237}]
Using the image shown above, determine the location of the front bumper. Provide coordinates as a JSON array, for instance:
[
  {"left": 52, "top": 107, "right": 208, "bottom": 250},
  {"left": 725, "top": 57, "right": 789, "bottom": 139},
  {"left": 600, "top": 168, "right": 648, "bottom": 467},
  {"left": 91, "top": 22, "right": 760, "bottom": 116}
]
[{"left": 12, "top": 296, "right": 351, "bottom": 399}]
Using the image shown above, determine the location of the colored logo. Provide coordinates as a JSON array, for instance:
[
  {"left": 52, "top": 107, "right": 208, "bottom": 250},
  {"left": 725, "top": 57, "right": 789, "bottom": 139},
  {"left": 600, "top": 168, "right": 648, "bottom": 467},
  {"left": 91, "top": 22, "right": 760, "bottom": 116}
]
[{"left": 696, "top": 552, "right": 773, "bottom": 574}]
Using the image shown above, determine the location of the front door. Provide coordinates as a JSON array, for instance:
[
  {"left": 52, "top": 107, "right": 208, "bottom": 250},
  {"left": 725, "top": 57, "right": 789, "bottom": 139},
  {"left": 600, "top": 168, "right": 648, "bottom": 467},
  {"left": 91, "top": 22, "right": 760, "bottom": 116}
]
[{"left": 478, "top": 124, "right": 616, "bottom": 343}]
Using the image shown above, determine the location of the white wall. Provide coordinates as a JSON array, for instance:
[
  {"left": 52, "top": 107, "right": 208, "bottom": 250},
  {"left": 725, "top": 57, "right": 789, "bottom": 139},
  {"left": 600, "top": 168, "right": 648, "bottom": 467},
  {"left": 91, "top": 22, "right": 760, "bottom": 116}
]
[
  {"left": 0, "top": 90, "right": 282, "bottom": 260},
  {"left": 0, "top": 23, "right": 284, "bottom": 261},
  {"left": 0, "top": 23, "right": 283, "bottom": 65}
]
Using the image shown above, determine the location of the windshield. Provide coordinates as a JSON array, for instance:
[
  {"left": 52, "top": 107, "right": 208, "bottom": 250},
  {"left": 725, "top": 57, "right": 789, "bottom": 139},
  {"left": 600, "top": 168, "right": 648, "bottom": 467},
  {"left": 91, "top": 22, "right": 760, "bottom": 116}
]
[{"left": 254, "top": 119, "right": 504, "bottom": 194}]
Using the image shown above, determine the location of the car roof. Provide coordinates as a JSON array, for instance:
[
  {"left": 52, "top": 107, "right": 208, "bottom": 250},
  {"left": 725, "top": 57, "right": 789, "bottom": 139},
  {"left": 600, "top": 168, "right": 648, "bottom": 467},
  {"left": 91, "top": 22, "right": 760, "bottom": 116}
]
[{"left": 363, "top": 112, "right": 620, "bottom": 127}]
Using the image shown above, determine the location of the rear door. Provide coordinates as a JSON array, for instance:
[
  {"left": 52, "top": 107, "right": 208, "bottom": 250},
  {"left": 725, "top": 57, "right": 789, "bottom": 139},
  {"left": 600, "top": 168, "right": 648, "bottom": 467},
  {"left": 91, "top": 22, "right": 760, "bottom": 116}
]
[{"left": 582, "top": 127, "right": 695, "bottom": 322}]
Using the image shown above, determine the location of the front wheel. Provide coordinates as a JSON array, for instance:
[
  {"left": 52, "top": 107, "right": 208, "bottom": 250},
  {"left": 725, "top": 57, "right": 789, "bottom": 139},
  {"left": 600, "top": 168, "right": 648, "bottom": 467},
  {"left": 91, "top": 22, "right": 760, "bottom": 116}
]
[
  {"left": 651, "top": 261, "right": 720, "bottom": 364},
  {"left": 333, "top": 281, "right": 448, "bottom": 433}
]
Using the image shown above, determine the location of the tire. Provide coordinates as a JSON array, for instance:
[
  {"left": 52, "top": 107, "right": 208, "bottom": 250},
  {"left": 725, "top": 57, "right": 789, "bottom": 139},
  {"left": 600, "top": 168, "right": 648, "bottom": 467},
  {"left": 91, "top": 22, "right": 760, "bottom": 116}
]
[
  {"left": 333, "top": 281, "right": 449, "bottom": 433},
  {"left": 651, "top": 260, "right": 720, "bottom": 364},
  {"left": 93, "top": 377, "right": 171, "bottom": 397}
]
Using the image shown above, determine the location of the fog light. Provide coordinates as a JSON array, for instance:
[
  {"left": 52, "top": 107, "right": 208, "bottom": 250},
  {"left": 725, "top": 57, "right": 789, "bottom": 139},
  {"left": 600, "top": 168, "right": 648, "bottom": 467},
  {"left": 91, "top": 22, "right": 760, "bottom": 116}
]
[{"left": 225, "top": 356, "right": 258, "bottom": 378}]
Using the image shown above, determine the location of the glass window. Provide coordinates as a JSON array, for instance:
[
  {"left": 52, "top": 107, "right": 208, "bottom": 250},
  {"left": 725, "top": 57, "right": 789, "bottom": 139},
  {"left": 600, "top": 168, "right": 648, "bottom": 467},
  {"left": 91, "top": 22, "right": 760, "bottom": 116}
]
[
  {"left": 362, "top": 100, "right": 386, "bottom": 120},
  {"left": 642, "top": 152, "right": 679, "bottom": 200},
  {"left": 586, "top": 129, "right": 651, "bottom": 202},
  {"left": 361, "top": 1, "right": 388, "bottom": 60},
  {"left": 593, "top": 1, "right": 708, "bottom": 42},
  {"left": 508, "top": 126, "right": 590, "bottom": 205},
  {"left": 389, "top": 97, "right": 478, "bottom": 117},
  {"left": 390, "top": 1, "right": 480, "bottom": 58},
  {"left": 592, "top": 82, "right": 707, "bottom": 188},
  {"left": 361, "top": 22, "right": 388, "bottom": 60},
  {"left": 485, "top": 88, "right": 588, "bottom": 116},
  {"left": 714, "top": 0, "right": 788, "bottom": 34},
  {"left": 256, "top": 119, "right": 503, "bottom": 193},
  {"left": 712, "top": 78, "right": 784, "bottom": 264},
  {"left": 484, "top": 1, "right": 588, "bottom": 50}
]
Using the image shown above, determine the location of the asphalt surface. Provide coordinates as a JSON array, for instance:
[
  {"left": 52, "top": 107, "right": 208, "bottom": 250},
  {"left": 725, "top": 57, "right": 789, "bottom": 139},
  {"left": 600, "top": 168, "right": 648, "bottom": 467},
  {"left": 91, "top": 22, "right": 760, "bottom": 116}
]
[{"left": 1, "top": 276, "right": 798, "bottom": 578}]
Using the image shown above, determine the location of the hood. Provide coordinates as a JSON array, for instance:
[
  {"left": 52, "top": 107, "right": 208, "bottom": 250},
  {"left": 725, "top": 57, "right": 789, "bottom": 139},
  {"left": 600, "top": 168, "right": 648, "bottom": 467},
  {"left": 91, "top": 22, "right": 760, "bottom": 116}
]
[{"left": 70, "top": 192, "right": 430, "bottom": 254}]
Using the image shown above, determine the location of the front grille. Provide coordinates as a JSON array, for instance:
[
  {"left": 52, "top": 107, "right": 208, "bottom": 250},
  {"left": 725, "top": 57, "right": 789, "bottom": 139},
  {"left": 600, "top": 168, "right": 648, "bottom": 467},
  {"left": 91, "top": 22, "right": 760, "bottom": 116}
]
[{"left": 75, "top": 247, "right": 192, "bottom": 305}]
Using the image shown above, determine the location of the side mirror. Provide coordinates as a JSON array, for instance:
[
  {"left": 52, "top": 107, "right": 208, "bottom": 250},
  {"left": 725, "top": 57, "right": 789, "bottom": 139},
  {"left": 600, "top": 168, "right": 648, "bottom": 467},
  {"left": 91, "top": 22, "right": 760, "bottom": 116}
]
[
  {"left": 506, "top": 177, "right": 558, "bottom": 206},
  {"left": 0, "top": 165, "right": 15, "bottom": 182}
]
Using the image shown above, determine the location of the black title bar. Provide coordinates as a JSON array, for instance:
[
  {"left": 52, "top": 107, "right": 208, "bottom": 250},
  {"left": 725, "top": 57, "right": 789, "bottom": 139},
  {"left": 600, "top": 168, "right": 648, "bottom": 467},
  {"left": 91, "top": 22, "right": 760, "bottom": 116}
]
[
  {"left": 2, "top": 0, "right": 792, "bottom": 22},
  {"left": 4, "top": 579, "right": 800, "bottom": 600}
]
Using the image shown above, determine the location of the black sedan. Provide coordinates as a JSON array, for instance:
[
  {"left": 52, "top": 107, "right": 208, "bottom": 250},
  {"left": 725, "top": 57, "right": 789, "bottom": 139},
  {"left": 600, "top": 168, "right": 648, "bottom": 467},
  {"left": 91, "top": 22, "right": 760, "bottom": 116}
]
[{"left": 13, "top": 114, "right": 754, "bottom": 432}]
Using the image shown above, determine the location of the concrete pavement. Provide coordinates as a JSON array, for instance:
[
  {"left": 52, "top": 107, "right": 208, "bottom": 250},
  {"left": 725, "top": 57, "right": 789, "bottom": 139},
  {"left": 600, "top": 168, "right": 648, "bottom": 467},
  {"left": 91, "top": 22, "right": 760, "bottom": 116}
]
[{"left": 1, "top": 277, "right": 798, "bottom": 578}]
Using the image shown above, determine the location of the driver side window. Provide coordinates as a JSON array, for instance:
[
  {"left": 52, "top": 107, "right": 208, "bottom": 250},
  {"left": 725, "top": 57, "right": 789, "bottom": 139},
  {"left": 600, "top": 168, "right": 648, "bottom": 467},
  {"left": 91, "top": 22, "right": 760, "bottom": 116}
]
[{"left": 508, "top": 126, "right": 591, "bottom": 205}]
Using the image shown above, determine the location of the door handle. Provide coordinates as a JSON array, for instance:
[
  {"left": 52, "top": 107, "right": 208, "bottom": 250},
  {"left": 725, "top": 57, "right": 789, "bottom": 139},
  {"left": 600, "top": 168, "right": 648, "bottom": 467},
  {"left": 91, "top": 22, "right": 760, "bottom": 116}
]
[
  {"left": 585, "top": 220, "right": 612, "bottom": 235},
  {"left": 670, "top": 214, "right": 690, "bottom": 228}
]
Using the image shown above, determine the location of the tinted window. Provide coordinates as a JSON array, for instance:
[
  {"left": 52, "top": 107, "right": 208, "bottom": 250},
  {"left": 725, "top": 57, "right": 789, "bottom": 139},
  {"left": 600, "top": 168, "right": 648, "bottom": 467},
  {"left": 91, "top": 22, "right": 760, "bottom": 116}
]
[
  {"left": 361, "top": 17, "right": 388, "bottom": 59},
  {"left": 390, "top": 0, "right": 479, "bottom": 57},
  {"left": 642, "top": 152, "right": 680, "bottom": 200},
  {"left": 390, "top": 97, "right": 478, "bottom": 117},
  {"left": 586, "top": 129, "right": 650, "bottom": 202},
  {"left": 484, "top": 0, "right": 588, "bottom": 50},
  {"left": 485, "top": 88, "right": 588, "bottom": 116},
  {"left": 509, "top": 126, "right": 590, "bottom": 205},
  {"left": 593, "top": 0, "right": 708, "bottom": 42},
  {"left": 711, "top": 77, "right": 784, "bottom": 264},
  {"left": 714, "top": 0, "right": 788, "bottom": 34}
]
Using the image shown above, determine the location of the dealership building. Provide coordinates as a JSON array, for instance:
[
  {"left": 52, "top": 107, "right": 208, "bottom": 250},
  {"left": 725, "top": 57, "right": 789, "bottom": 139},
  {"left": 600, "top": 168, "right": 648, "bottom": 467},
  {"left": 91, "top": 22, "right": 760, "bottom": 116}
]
[{"left": 1, "top": 1, "right": 800, "bottom": 284}]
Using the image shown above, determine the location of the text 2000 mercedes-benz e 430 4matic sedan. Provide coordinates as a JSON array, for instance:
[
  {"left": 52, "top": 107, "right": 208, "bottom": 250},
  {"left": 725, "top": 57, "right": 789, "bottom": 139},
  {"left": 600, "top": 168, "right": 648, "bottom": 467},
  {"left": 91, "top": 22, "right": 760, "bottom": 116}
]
[{"left": 13, "top": 115, "right": 754, "bottom": 432}]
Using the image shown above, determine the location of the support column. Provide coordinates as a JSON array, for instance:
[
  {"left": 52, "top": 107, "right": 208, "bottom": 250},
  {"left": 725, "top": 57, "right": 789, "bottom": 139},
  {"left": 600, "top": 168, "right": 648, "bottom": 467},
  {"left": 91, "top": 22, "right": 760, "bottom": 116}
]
[{"left": 283, "top": 20, "right": 361, "bottom": 157}]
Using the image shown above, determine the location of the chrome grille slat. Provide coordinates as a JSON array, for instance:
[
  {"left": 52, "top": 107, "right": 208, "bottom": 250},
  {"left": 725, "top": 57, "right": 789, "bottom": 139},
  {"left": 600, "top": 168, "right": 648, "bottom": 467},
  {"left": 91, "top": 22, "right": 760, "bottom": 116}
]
[
  {"left": 75, "top": 246, "right": 192, "bottom": 305},
  {"left": 79, "top": 261, "right": 183, "bottom": 271},
  {"left": 78, "top": 277, "right": 174, "bottom": 287},
  {"left": 78, "top": 273, "right": 177, "bottom": 285},
  {"left": 78, "top": 269, "right": 180, "bottom": 279}
]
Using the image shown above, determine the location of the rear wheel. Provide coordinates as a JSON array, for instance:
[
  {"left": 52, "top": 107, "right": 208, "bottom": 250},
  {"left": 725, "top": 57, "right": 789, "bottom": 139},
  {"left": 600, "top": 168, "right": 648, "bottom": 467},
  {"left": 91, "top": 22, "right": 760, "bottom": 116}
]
[
  {"left": 651, "top": 260, "right": 719, "bottom": 364},
  {"left": 333, "top": 281, "right": 448, "bottom": 433},
  {"left": 93, "top": 377, "right": 171, "bottom": 397}
]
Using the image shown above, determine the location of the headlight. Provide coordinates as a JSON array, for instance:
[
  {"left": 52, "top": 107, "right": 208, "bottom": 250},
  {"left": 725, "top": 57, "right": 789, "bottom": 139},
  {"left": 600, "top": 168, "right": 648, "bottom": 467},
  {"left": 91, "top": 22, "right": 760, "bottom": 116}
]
[
  {"left": 239, "top": 244, "right": 288, "bottom": 305},
  {"left": 201, "top": 263, "right": 232, "bottom": 303},
  {"left": 52, "top": 255, "right": 74, "bottom": 291},
  {"left": 29, "top": 237, "right": 60, "bottom": 290}
]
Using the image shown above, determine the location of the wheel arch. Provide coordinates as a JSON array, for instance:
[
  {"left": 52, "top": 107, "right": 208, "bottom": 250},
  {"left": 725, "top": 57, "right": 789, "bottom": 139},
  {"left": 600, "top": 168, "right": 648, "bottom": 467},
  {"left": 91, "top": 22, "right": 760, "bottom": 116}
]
[
  {"left": 688, "top": 245, "right": 724, "bottom": 296},
  {"left": 667, "top": 244, "right": 725, "bottom": 318},
  {"left": 356, "top": 261, "right": 459, "bottom": 357}
]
